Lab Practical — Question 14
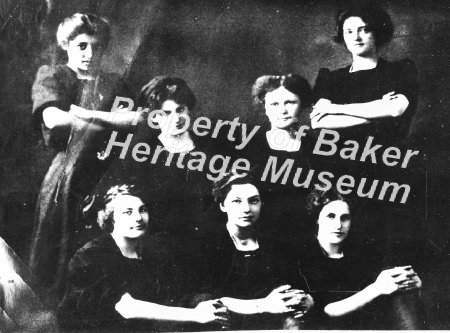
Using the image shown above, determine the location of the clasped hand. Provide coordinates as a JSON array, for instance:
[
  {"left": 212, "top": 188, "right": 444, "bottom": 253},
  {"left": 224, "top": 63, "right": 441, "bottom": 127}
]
[
  {"left": 373, "top": 265, "right": 422, "bottom": 296},
  {"left": 194, "top": 299, "right": 230, "bottom": 327},
  {"left": 262, "top": 285, "right": 314, "bottom": 318}
]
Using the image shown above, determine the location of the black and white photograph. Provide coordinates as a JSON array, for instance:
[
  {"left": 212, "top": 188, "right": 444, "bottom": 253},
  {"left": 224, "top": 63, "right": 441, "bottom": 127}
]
[{"left": 0, "top": 0, "right": 448, "bottom": 331}]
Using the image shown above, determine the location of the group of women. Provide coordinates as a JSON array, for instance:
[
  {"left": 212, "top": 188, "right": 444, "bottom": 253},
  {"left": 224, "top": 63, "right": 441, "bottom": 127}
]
[{"left": 29, "top": 2, "right": 425, "bottom": 331}]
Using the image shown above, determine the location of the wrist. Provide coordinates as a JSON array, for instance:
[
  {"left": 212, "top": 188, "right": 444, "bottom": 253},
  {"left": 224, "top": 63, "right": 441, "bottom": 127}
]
[
  {"left": 366, "top": 282, "right": 382, "bottom": 299},
  {"left": 256, "top": 298, "right": 269, "bottom": 314}
]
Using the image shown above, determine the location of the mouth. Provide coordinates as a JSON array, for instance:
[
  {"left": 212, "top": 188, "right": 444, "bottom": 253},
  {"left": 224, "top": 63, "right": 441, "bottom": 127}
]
[
  {"left": 132, "top": 225, "right": 146, "bottom": 230},
  {"left": 240, "top": 216, "right": 253, "bottom": 221}
]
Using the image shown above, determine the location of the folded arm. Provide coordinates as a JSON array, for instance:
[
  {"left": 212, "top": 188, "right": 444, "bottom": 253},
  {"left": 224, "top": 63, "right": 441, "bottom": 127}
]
[{"left": 311, "top": 93, "right": 409, "bottom": 129}]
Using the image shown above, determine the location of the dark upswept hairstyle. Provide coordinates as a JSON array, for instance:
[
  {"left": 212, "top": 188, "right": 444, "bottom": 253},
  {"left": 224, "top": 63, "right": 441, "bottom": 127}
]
[
  {"left": 306, "top": 184, "right": 355, "bottom": 227},
  {"left": 252, "top": 74, "right": 312, "bottom": 108},
  {"left": 212, "top": 170, "right": 260, "bottom": 205},
  {"left": 335, "top": 1, "right": 394, "bottom": 48},
  {"left": 57, "top": 13, "right": 110, "bottom": 49},
  {"left": 96, "top": 184, "right": 145, "bottom": 233},
  {"left": 138, "top": 76, "right": 196, "bottom": 113}
]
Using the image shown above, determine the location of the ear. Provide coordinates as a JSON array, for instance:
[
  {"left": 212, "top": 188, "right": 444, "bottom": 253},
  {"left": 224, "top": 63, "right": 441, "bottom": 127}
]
[
  {"left": 60, "top": 41, "right": 69, "bottom": 51},
  {"left": 219, "top": 202, "right": 226, "bottom": 213}
]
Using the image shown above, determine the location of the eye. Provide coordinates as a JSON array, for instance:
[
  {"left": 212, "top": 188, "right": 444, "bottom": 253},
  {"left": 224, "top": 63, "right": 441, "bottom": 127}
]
[
  {"left": 163, "top": 110, "right": 171, "bottom": 116},
  {"left": 232, "top": 199, "right": 241, "bottom": 204},
  {"left": 123, "top": 210, "right": 132, "bottom": 216},
  {"left": 271, "top": 102, "right": 279, "bottom": 106},
  {"left": 341, "top": 214, "right": 351, "bottom": 222},
  {"left": 286, "top": 100, "right": 298, "bottom": 105},
  {"left": 176, "top": 106, "right": 188, "bottom": 114},
  {"left": 327, "top": 213, "right": 336, "bottom": 219},
  {"left": 249, "top": 198, "right": 260, "bottom": 204},
  {"left": 79, "top": 43, "right": 88, "bottom": 50},
  {"left": 344, "top": 29, "right": 352, "bottom": 35},
  {"left": 139, "top": 206, "right": 149, "bottom": 213}
]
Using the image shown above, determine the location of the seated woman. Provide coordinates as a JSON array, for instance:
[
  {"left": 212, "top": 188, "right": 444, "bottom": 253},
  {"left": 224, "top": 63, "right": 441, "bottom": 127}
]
[
  {"left": 299, "top": 185, "right": 425, "bottom": 329},
  {"left": 58, "top": 184, "right": 229, "bottom": 332},
  {"left": 237, "top": 74, "right": 314, "bottom": 243},
  {"left": 201, "top": 170, "right": 314, "bottom": 330}
]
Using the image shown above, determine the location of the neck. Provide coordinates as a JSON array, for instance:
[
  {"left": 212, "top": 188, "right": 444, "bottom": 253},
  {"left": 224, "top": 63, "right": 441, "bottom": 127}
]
[
  {"left": 266, "top": 128, "right": 301, "bottom": 151},
  {"left": 226, "top": 222, "right": 255, "bottom": 241},
  {"left": 111, "top": 233, "right": 141, "bottom": 259},
  {"left": 158, "top": 131, "right": 194, "bottom": 153},
  {"left": 317, "top": 236, "right": 343, "bottom": 258},
  {"left": 66, "top": 63, "right": 96, "bottom": 80},
  {"left": 350, "top": 54, "right": 379, "bottom": 72}
]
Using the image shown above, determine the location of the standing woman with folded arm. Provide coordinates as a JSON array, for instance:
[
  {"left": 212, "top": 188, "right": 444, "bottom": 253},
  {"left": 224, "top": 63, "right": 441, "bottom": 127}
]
[
  {"left": 29, "top": 13, "right": 140, "bottom": 307},
  {"left": 311, "top": 1, "right": 418, "bottom": 144}
]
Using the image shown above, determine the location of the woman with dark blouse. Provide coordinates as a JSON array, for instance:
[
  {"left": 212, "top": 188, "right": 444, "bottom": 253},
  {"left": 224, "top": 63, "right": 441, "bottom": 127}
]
[
  {"left": 311, "top": 1, "right": 418, "bottom": 179},
  {"left": 58, "top": 184, "right": 229, "bottom": 332},
  {"left": 299, "top": 185, "right": 425, "bottom": 329},
  {"left": 202, "top": 170, "right": 314, "bottom": 330},
  {"left": 102, "top": 76, "right": 232, "bottom": 302},
  {"left": 29, "top": 13, "right": 139, "bottom": 306},
  {"left": 237, "top": 74, "right": 315, "bottom": 244}
]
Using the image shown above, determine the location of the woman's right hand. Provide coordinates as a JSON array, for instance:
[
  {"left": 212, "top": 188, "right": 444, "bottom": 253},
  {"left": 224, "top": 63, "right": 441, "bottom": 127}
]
[
  {"left": 194, "top": 299, "right": 230, "bottom": 326},
  {"left": 373, "top": 266, "right": 421, "bottom": 296},
  {"left": 260, "top": 285, "right": 307, "bottom": 314}
]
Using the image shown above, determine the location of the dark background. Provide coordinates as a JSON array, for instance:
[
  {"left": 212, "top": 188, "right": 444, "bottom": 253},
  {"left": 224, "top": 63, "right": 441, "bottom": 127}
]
[{"left": 0, "top": 0, "right": 448, "bottom": 329}]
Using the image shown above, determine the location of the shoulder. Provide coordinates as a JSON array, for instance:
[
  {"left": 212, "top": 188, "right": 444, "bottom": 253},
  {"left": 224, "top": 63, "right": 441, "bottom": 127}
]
[
  {"left": 379, "top": 58, "right": 418, "bottom": 78},
  {"left": 71, "top": 234, "right": 119, "bottom": 269},
  {"left": 35, "top": 65, "right": 76, "bottom": 83}
]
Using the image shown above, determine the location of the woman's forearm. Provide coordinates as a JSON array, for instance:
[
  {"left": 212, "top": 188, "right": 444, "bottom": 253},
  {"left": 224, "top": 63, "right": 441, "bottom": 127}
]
[
  {"left": 323, "top": 283, "right": 380, "bottom": 317},
  {"left": 73, "top": 109, "right": 143, "bottom": 130},
  {"left": 220, "top": 297, "right": 267, "bottom": 315},
  {"left": 115, "top": 293, "right": 199, "bottom": 322},
  {"left": 334, "top": 94, "right": 409, "bottom": 119},
  {"left": 311, "top": 114, "right": 368, "bottom": 129}
]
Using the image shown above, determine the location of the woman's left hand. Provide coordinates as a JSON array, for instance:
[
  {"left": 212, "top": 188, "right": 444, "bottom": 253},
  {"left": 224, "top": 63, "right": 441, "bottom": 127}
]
[
  {"left": 310, "top": 99, "right": 339, "bottom": 121},
  {"left": 293, "top": 293, "right": 314, "bottom": 318}
]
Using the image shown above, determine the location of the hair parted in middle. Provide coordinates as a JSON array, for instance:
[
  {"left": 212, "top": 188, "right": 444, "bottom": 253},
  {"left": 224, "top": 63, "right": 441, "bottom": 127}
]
[
  {"left": 334, "top": 1, "right": 394, "bottom": 48},
  {"left": 306, "top": 184, "right": 356, "bottom": 225},
  {"left": 139, "top": 76, "right": 196, "bottom": 113},
  {"left": 252, "top": 74, "right": 312, "bottom": 108},
  {"left": 212, "top": 170, "right": 260, "bottom": 205},
  {"left": 96, "top": 184, "right": 144, "bottom": 233}
]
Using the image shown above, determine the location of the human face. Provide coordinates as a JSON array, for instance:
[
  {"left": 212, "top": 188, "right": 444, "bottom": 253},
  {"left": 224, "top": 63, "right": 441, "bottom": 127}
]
[
  {"left": 317, "top": 200, "right": 351, "bottom": 245},
  {"left": 65, "top": 33, "right": 104, "bottom": 73},
  {"left": 264, "top": 86, "right": 301, "bottom": 130},
  {"left": 111, "top": 195, "right": 149, "bottom": 239},
  {"left": 154, "top": 100, "right": 190, "bottom": 137},
  {"left": 220, "top": 184, "right": 262, "bottom": 228},
  {"left": 343, "top": 16, "right": 377, "bottom": 57}
]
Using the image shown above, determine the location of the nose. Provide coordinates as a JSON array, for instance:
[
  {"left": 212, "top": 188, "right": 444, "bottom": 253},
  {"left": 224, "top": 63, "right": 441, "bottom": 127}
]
[
  {"left": 242, "top": 201, "right": 251, "bottom": 213},
  {"left": 133, "top": 210, "right": 143, "bottom": 222}
]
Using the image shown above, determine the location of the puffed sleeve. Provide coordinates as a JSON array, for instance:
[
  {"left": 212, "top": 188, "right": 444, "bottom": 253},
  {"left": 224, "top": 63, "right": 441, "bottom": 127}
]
[
  {"left": 312, "top": 68, "right": 333, "bottom": 103},
  {"left": 58, "top": 246, "right": 129, "bottom": 330},
  {"left": 31, "top": 65, "right": 74, "bottom": 121},
  {"left": 31, "top": 65, "right": 78, "bottom": 148}
]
